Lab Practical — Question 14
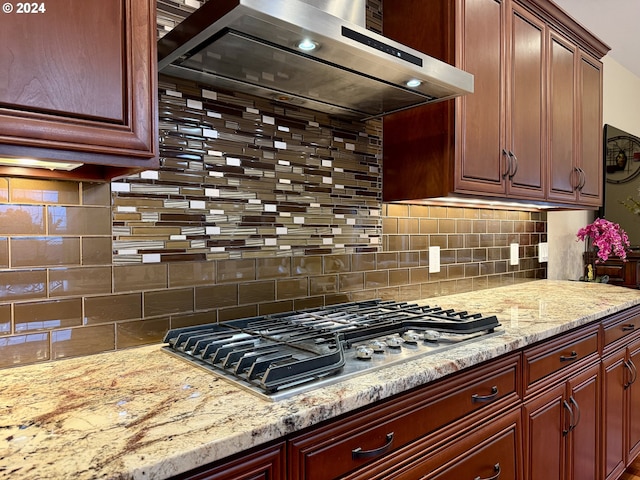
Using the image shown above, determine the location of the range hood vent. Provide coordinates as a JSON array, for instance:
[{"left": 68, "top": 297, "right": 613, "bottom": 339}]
[{"left": 158, "top": 0, "right": 474, "bottom": 121}]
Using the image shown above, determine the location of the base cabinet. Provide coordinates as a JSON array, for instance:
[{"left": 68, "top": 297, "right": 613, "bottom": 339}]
[
  {"left": 377, "top": 408, "right": 522, "bottom": 480},
  {"left": 602, "top": 312, "right": 640, "bottom": 480},
  {"left": 172, "top": 442, "right": 285, "bottom": 480},
  {"left": 171, "top": 306, "right": 640, "bottom": 480},
  {"left": 523, "top": 363, "right": 600, "bottom": 480}
]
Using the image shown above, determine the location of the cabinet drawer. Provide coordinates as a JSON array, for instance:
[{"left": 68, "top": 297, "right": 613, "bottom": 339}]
[
  {"left": 288, "top": 355, "right": 520, "bottom": 480},
  {"left": 603, "top": 309, "right": 640, "bottom": 348},
  {"left": 399, "top": 408, "right": 522, "bottom": 480},
  {"left": 524, "top": 324, "right": 599, "bottom": 392}
]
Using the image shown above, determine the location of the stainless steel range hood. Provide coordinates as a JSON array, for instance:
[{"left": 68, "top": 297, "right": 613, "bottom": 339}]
[{"left": 158, "top": 0, "right": 474, "bottom": 121}]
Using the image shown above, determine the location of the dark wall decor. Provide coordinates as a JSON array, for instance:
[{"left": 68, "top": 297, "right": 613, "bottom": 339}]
[{"left": 602, "top": 124, "right": 640, "bottom": 247}]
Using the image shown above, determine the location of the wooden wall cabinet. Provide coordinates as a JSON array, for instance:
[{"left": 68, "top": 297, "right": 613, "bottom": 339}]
[
  {"left": 0, "top": 0, "right": 158, "bottom": 181},
  {"left": 382, "top": 0, "right": 608, "bottom": 207},
  {"left": 547, "top": 37, "right": 604, "bottom": 206}
]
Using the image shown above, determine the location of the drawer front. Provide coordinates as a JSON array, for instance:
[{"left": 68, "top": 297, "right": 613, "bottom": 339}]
[
  {"left": 603, "top": 311, "right": 640, "bottom": 347},
  {"left": 424, "top": 410, "right": 521, "bottom": 480},
  {"left": 350, "top": 407, "right": 523, "bottom": 480},
  {"left": 524, "top": 325, "right": 599, "bottom": 390},
  {"left": 288, "top": 355, "right": 519, "bottom": 480}
]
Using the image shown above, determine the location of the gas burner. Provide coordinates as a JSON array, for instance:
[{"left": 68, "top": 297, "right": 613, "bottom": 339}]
[{"left": 162, "top": 299, "right": 502, "bottom": 401}]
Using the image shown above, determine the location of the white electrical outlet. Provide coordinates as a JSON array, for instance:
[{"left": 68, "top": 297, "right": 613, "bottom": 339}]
[
  {"left": 538, "top": 242, "right": 549, "bottom": 263},
  {"left": 429, "top": 246, "right": 440, "bottom": 273},
  {"left": 510, "top": 243, "right": 519, "bottom": 266}
]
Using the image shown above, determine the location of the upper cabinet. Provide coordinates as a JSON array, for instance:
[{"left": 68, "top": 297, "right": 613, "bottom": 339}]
[
  {"left": 382, "top": 0, "right": 609, "bottom": 208},
  {"left": 0, "top": 0, "right": 158, "bottom": 181}
]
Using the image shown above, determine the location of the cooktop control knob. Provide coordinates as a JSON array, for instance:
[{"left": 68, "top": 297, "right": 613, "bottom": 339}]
[
  {"left": 423, "top": 330, "right": 441, "bottom": 342},
  {"left": 385, "top": 335, "right": 403, "bottom": 348},
  {"left": 402, "top": 331, "right": 420, "bottom": 344},
  {"left": 356, "top": 345, "right": 374, "bottom": 359},
  {"left": 369, "top": 340, "right": 387, "bottom": 352}
]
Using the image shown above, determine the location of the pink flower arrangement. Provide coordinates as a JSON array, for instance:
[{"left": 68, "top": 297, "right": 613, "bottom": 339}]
[{"left": 576, "top": 218, "right": 630, "bottom": 262}]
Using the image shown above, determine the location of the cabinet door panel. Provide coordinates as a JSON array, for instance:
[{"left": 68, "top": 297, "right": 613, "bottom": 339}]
[
  {"left": 547, "top": 32, "right": 577, "bottom": 201},
  {"left": 455, "top": 0, "right": 506, "bottom": 193},
  {"left": 578, "top": 52, "right": 603, "bottom": 205},
  {"left": 523, "top": 384, "right": 565, "bottom": 480},
  {"left": 628, "top": 339, "right": 640, "bottom": 461},
  {"left": 508, "top": 4, "right": 545, "bottom": 197},
  {"left": 568, "top": 364, "right": 600, "bottom": 480},
  {"left": 602, "top": 351, "right": 627, "bottom": 480},
  {"left": 0, "top": 0, "right": 157, "bottom": 174}
]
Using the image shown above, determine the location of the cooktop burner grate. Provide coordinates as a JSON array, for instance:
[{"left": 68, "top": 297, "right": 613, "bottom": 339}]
[{"left": 162, "top": 299, "right": 501, "bottom": 400}]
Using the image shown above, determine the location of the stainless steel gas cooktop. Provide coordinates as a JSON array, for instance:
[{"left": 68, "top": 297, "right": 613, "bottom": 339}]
[{"left": 162, "top": 299, "right": 502, "bottom": 401}]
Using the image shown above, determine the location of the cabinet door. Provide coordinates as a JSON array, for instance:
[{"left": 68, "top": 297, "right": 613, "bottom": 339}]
[
  {"left": 602, "top": 350, "right": 627, "bottom": 480},
  {"left": 567, "top": 363, "right": 600, "bottom": 480},
  {"left": 506, "top": 3, "right": 545, "bottom": 199},
  {"left": 628, "top": 338, "right": 640, "bottom": 461},
  {"left": 546, "top": 31, "right": 578, "bottom": 204},
  {"left": 454, "top": 0, "right": 507, "bottom": 196},
  {"left": 0, "top": 0, "right": 158, "bottom": 177},
  {"left": 523, "top": 383, "right": 566, "bottom": 480},
  {"left": 577, "top": 52, "right": 603, "bottom": 206}
]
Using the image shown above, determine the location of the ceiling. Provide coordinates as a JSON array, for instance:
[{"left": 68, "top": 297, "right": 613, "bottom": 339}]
[{"left": 552, "top": 0, "right": 640, "bottom": 78}]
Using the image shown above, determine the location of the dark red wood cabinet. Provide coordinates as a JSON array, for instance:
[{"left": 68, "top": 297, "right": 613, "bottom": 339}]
[
  {"left": 586, "top": 251, "right": 640, "bottom": 289},
  {"left": 0, "top": 0, "right": 158, "bottom": 181},
  {"left": 167, "top": 307, "right": 640, "bottom": 480},
  {"left": 382, "top": 0, "right": 608, "bottom": 207}
]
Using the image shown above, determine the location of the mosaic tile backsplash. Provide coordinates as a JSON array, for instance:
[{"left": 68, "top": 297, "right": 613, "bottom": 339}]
[{"left": 0, "top": 0, "right": 546, "bottom": 368}]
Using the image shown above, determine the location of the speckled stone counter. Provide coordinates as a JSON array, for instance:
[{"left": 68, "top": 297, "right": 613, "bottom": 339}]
[{"left": 2, "top": 280, "right": 640, "bottom": 480}]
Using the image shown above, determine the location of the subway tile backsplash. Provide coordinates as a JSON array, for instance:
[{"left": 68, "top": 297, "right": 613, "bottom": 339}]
[{"left": 0, "top": 0, "right": 546, "bottom": 368}]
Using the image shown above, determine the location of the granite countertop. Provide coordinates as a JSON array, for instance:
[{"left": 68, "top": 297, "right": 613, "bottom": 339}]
[{"left": 2, "top": 280, "right": 640, "bottom": 480}]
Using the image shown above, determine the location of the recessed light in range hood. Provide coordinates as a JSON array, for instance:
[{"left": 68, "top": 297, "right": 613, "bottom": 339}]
[{"left": 158, "top": 0, "right": 474, "bottom": 121}]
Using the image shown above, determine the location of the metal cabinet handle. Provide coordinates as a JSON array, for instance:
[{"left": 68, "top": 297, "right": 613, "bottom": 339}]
[
  {"left": 472, "top": 385, "right": 499, "bottom": 403},
  {"left": 624, "top": 360, "right": 634, "bottom": 388},
  {"left": 631, "top": 359, "right": 638, "bottom": 385},
  {"left": 625, "top": 359, "right": 638, "bottom": 388},
  {"left": 569, "top": 396, "right": 581, "bottom": 431},
  {"left": 502, "top": 150, "right": 512, "bottom": 179},
  {"left": 508, "top": 151, "right": 519, "bottom": 179},
  {"left": 622, "top": 324, "right": 636, "bottom": 332},
  {"left": 572, "top": 167, "right": 584, "bottom": 191},
  {"left": 563, "top": 399, "right": 574, "bottom": 435},
  {"left": 352, "top": 432, "right": 394, "bottom": 459},
  {"left": 579, "top": 168, "right": 587, "bottom": 190},
  {"left": 474, "top": 463, "right": 501, "bottom": 480},
  {"left": 560, "top": 350, "right": 578, "bottom": 362}
]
